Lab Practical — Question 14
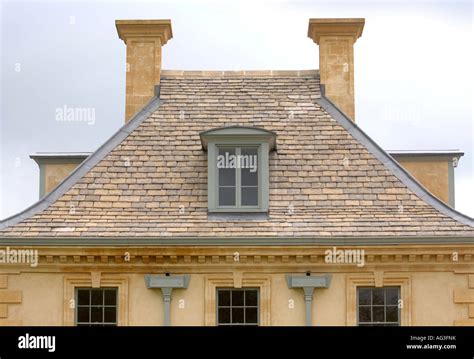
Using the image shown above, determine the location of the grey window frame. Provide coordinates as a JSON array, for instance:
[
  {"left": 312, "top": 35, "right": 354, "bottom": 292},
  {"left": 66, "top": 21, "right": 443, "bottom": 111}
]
[
  {"left": 75, "top": 287, "right": 118, "bottom": 327},
  {"left": 200, "top": 126, "right": 276, "bottom": 213},
  {"left": 216, "top": 288, "right": 260, "bottom": 326},
  {"left": 356, "top": 286, "right": 400, "bottom": 326},
  {"left": 216, "top": 145, "right": 261, "bottom": 210}
]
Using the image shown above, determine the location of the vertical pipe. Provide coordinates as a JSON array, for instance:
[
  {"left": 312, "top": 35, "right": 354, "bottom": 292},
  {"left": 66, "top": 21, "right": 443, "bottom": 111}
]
[
  {"left": 161, "top": 287, "right": 173, "bottom": 326},
  {"left": 303, "top": 287, "right": 314, "bottom": 326}
]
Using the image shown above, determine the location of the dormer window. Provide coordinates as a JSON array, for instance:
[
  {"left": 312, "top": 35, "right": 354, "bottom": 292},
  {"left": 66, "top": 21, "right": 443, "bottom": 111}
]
[{"left": 200, "top": 126, "right": 276, "bottom": 213}]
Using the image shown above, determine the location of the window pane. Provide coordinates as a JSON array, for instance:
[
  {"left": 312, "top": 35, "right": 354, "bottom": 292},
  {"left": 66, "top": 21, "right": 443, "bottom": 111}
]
[
  {"left": 386, "top": 306, "right": 399, "bottom": 323},
  {"left": 232, "top": 308, "right": 244, "bottom": 324},
  {"left": 373, "top": 307, "right": 384, "bottom": 322},
  {"left": 358, "top": 289, "right": 371, "bottom": 305},
  {"left": 219, "top": 187, "right": 236, "bottom": 206},
  {"left": 386, "top": 288, "right": 399, "bottom": 306},
  {"left": 217, "top": 148, "right": 236, "bottom": 184},
  {"left": 218, "top": 290, "right": 230, "bottom": 307},
  {"left": 218, "top": 308, "right": 230, "bottom": 324},
  {"left": 357, "top": 287, "right": 400, "bottom": 326},
  {"left": 217, "top": 289, "right": 259, "bottom": 326},
  {"left": 91, "top": 289, "right": 103, "bottom": 305},
  {"left": 245, "top": 308, "right": 258, "bottom": 324},
  {"left": 91, "top": 307, "right": 103, "bottom": 323},
  {"left": 104, "top": 290, "right": 116, "bottom": 306},
  {"left": 219, "top": 168, "right": 235, "bottom": 186},
  {"left": 76, "top": 288, "right": 117, "bottom": 326},
  {"left": 241, "top": 187, "right": 258, "bottom": 206},
  {"left": 104, "top": 307, "right": 116, "bottom": 323},
  {"left": 241, "top": 147, "right": 258, "bottom": 159},
  {"left": 372, "top": 289, "right": 384, "bottom": 305},
  {"left": 359, "top": 306, "right": 371, "bottom": 322},
  {"left": 218, "top": 147, "right": 236, "bottom": 157},
  {"left": 77, "top": 306, "right": 89, "bottom": 323},
  {"left": 241, "top": 148, "right": 258, "bottom": 206},
  {"left": 245, "top": 290, "right": 258, "bottom": 307},
  {"left": 232, "top": 291, "right": 244, "bottom": 306},
  {"left": 77, "top": 289, "right": 90, "bottom": 305},
  {"left": 241, "top": 167, "right": 258, "bottom": 187}
]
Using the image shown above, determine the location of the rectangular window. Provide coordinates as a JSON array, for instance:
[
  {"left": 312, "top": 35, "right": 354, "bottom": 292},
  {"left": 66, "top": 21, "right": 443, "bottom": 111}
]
[
  {"left": 76, "top": 288, "right": 118, "bottom": 326},
  {"left": 217, "top": 146, "right": 259, "bottom": 208},
  {"left": 357, "top": 287, "right": 400, "bottom": 326},
  {"left": 217, "top": 288, "right": 259, "bottom": 326}
]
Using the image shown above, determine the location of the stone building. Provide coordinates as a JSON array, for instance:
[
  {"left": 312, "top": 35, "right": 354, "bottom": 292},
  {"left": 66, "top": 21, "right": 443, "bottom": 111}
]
[{"left": 0, "top": 18, "right": 473, "bottom": 326}]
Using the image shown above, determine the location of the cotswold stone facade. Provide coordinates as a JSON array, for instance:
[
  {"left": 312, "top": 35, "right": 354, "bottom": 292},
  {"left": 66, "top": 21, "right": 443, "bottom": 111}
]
[{"left": 1, "top": 18, "right": 473, "bottom": 327}]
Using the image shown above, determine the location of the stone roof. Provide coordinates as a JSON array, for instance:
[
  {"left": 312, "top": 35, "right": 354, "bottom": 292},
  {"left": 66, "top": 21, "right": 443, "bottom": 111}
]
[{"left": 1, "top": 71, "right": 473, "bottom": 238}]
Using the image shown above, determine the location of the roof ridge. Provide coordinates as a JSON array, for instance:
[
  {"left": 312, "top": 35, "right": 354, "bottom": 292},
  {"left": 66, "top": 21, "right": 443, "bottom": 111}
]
[{"left": 161, "top": 69, "right": 319, "bottom": 78}]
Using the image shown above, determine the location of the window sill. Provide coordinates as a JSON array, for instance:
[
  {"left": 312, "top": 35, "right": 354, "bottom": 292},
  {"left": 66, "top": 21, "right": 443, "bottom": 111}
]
[{"left": 208, "top": 212, "right": 269, "bottom": 221}]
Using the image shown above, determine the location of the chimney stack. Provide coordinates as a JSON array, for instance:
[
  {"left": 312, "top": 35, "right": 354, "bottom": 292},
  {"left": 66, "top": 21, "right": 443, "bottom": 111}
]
[
  {"left": 116, "top": 20, "right": 173, "bottom": 122},
  {"left": 308, "top": 18, "right": 365, "bottom": 121}
]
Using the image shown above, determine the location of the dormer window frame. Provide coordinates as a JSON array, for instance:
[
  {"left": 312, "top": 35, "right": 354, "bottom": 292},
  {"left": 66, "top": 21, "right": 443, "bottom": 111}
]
[{"left": 200, "top": 126, "right": 276, "bottom": 213}]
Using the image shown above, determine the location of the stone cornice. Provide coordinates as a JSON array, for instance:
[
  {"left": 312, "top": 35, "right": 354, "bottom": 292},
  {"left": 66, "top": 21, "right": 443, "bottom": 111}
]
[
  {"left": 308, "top": 18, "right": 365, "bottom": 44},
  {"left": 1, "top": 245, "right": 473, "bottom": 268},
  {"left": 116, "top": 19, "right": 173, "bottom": 45}
]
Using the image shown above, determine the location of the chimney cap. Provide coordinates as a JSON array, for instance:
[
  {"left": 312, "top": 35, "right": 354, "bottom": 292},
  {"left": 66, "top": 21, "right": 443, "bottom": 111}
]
[
  {"left": 116, "top": 19, "right": 173, "bottom": 45},
  {"left": 308, "top": 18, "right": 365, "bottom": 44}
]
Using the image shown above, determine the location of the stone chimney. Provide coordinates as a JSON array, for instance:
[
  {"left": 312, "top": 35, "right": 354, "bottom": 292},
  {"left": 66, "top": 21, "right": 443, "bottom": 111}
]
[
  {"left": 308, "top": 18, "right": 365, "bottom": 121},
  {"left": 116, "top": 20, "right": 173, "bottom": 122}
]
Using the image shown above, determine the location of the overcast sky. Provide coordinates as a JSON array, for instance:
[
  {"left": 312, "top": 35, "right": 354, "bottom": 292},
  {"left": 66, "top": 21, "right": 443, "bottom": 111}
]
[{"left": 0, "top": 0, "right": 472, "bottom": 220}]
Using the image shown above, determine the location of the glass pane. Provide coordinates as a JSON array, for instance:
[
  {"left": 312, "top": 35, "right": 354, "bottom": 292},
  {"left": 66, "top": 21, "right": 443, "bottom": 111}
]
[
  {"left": 104, "top": 290, "right": 116, "bottom": 306},
  {"left": 241, "top": 147, "right": 258, "bottom": 159},
  {"left": 240, "top": 148, "right": 258, "bottom": 186},
  {"left": 217, "top": 147, "right": 236, "bottom": 186},
  {"left": 104, "top": 307, "right": 116, "bottom": 323},
  {"left": 91, "top": 307, "right": 103, "bottom": 323},
  {"left": 218, "top": 308, "right": 230, "bottom": 324},
  {"left": 219, "top": 168, "right": 236, "bottom": 187},
  {"left": 77, "top": 290, "right": 90, "bottom": 305},
  {"left": 373, "top": 307, "right": 384, "bottom": 322},
  {"left": 219, "top": 187, "right": 236, "bottom": 206},
  {"left": 245, "top": 290, "right": 258, "bottom": 307},
  {"left": 359, "top": 306, "right": 371, "bottom": 323},
  {"left": 77, "top": 306, "right": 89, "bottom": 323},
  {"left": 218, "top": 290, "right": 230, "bottom": 307},
  {"left": 385, "top": 288, "right": 399, "bottom": 306},
  {"left": 372, "top": 289, "right": 384, "bottom": 305},
  {"left": 241, "top": 168, "right": 258, "bottom": 186},
  {"left": 232, "top": 308, "right": 244, "bottom": 324},
  {"left": 241, "top": 187, "right": 258, "bottom": 206},
  {"left": 358, "top": 289, "right": 371, "bottom": 305},
  {"left": 386, "top": 306, "right": 399, "bottom": 323},
  {"left": 91, "top": 289, "right": 103, "bottom": 305},
  {"left": 218, "top": 147, "right": 236, "bottom": 158},
  {"left": 232, "top": 291, "right": 244, "bottom": 306},
  {"left": 245, "top": 308, "right": 258, "bottom": 324}
]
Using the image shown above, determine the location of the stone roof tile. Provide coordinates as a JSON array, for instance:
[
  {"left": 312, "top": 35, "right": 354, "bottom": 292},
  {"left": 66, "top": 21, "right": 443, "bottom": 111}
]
[{"left": 1, "top": 73, "right": 473, "bottom": 238}]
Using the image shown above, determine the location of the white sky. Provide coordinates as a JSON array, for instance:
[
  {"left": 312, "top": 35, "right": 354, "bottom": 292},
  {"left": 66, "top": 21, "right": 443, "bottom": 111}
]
[{"left": 0, "top": 0, "right": 473, "bottom": 219}]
